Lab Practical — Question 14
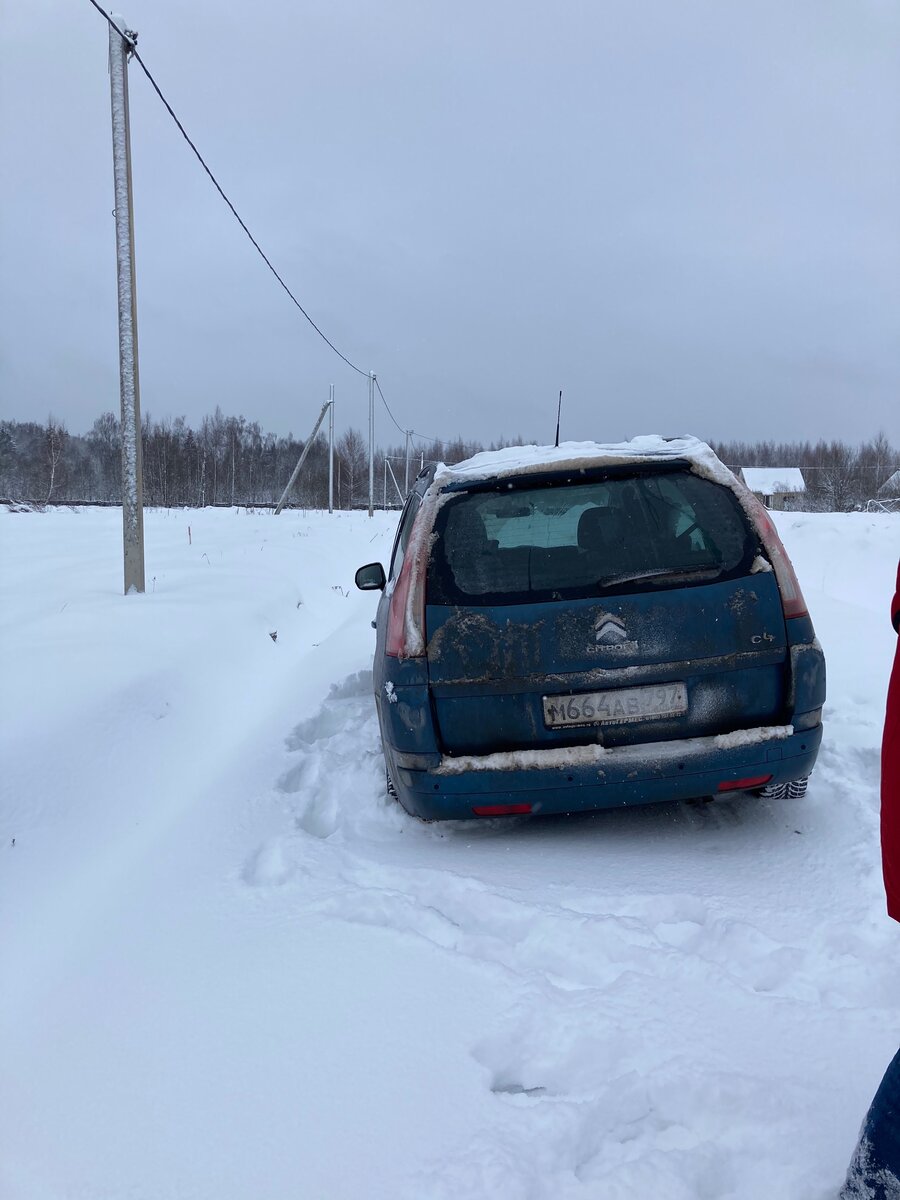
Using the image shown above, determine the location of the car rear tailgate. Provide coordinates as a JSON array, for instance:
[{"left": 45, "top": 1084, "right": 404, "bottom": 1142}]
[{"left": 425, "top": 573, "right": 789, "bottom": 755}]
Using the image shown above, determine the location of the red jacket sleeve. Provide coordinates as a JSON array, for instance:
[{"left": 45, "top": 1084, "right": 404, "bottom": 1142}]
[{"left": 882, "top": 561, "right": 900, "bottom": 921}]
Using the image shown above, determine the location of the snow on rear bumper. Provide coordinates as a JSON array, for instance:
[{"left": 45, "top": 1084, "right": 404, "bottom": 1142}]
[{"left": 391, "top": 724, "right": 823, "bottom": 820}]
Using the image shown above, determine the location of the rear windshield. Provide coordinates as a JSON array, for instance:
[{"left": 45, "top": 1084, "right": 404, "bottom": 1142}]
[{"left": 427, "top": 468, "right": 757, "bottom": 606}]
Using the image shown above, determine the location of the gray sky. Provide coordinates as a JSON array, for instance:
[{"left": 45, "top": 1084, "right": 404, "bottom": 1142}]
[{"left": 1, "top": 0, "right": 898, "bottom": 446}]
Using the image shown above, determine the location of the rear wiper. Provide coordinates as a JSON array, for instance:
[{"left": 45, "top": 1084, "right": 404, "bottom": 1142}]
[{"left": 598, "top": 565, "right": 723, "bottom": 588}]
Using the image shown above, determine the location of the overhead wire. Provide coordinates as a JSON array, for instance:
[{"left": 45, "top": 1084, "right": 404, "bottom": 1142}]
[
  {"left": 87, "top": 1, "right": 447, "bottom": 444},
  {"left": 375, "top": 379, "right": 441, "bottom": 447},
  {"left": 87, "top": 0, "right": 369, "bottom": 378},
  {"left": 373, "top": 377, "right": 405, "bottom": 435}
]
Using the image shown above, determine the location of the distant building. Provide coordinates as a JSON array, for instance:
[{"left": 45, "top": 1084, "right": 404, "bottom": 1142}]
[{"left": 739, "top": 467, "right": 806, "bottom": 511}]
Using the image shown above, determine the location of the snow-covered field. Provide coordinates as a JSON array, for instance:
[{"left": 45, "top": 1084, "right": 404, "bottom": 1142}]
[{"left": 1, "top": 504, "right": 899, "bottom": 1200}]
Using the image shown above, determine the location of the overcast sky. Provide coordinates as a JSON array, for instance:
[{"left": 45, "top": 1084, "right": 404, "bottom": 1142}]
[{"left": 1, "top": 0, "right": 898, "bottom": 447}]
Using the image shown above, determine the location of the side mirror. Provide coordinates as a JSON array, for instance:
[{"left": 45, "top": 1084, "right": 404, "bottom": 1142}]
[{"left": 355, "top": 562, "right": 386, "bottom": 591}]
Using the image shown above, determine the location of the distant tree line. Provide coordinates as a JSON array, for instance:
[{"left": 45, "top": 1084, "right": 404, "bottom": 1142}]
[
  {"left": 710, "top": 433, "right": 900, "bottom": 512},
  {"left": 0, "top": 410, "right": 506, "bottom": 509},
  {"left": 1, "top": 413, "right": 897, "bottom": 512}
]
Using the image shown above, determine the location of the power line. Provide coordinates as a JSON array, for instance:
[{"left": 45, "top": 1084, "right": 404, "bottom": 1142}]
[
  {"left": 375, "top": 377, "right": 439, "bottom": 446},
  {"left": 86, "top": 1, "right": 369, "bottom": 378},
  {"left": 88, "top": 4, "right": 448, "bottom": 447},
  {"left": 374, "top": 377, "right": 405, "bottom": 435}
]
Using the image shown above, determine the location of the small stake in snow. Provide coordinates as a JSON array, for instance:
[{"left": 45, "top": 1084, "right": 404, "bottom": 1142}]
[
  {"left": 554, "top": 390, "right": 563, "bottom": 448},
  {"left": 108, "top": 14, "right": 145, "bottom": 594}
]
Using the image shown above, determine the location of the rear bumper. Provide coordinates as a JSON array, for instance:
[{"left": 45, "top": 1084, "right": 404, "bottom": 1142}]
[{"left": 390, "top": 723, "right": 823, "bottom": 821}]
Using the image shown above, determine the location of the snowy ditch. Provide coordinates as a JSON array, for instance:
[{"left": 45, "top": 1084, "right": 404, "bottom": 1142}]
[{"left": 1, "top": 504, "right": 899, "bottom": 1199}]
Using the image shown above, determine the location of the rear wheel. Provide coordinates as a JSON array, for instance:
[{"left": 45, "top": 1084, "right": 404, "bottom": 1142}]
[
  {"left": 757, "top": 776, "right": 809, "bottom": 800},
  {"left": 384, "top": 763, "right": 434, "bottom": 821}
]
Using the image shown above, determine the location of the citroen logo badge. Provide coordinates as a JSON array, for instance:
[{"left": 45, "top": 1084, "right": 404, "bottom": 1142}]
[{"left": 594, "top": 612, "right": 628, "bottom": 645}]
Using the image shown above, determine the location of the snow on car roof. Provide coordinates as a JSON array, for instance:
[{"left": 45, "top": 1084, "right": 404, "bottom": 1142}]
[
  {"left": 408, "top": 435, "right": 764, "bottom": 665},
  {"left": 434, "top": 435, "right": 736, "bottom": 489}
]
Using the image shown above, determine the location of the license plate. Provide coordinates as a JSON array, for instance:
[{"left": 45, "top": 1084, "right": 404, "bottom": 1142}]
[{"left": 543, "top": 682, "right": 688, "bottom": 728}]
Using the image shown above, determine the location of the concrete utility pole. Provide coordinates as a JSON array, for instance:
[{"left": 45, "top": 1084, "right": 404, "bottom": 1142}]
[
  {"left": 386, "top": 458, "right": 403, "bottom": 506},
  {"left": 109, "top": 14, "right": 145, "bottom": 594},
  {"left": 274, "top": 400, "right": 331, "bottom": 514},
  {"left": 327, "top": 384, "right": 335, "bottom": 513},
  {"left": 404, "top": 429, "right": 411, "bottom": 497},
  {"left": 368, "top": 371, "right": 375, "bottom": 518}
]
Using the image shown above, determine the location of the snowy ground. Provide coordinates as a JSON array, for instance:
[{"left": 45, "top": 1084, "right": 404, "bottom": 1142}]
[{"left": 1, "top": 504, "right": 899, "bottom": 1200}]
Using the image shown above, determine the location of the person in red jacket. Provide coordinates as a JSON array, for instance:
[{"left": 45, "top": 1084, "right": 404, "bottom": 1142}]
[
  {"left": 882, "top": 561, "right": 900, "bottom": 918},
  {"left": 842, "top": 560, "right": 900, "bottom": 1198}
]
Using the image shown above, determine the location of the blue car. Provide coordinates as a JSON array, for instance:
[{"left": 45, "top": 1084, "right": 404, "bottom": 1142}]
[{"left": 355, "top": 437, "right": 825, "bottom": 820}]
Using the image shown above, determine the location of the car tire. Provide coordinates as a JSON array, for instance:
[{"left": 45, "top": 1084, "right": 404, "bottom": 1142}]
[
  {"left": 384, "top": 763, "right": 435, "bottom": 821},
  {"left": 757, "top": 776, "right": 809, "bottom": 801}
]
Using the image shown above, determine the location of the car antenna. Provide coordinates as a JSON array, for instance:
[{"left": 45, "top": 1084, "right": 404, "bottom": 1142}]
[{"left": 554, "top": 390, "right": 563, "bottom": 447}]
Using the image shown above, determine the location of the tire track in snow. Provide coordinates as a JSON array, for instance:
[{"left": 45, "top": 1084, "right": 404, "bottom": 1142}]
[
  {"left": 251, "top": 671, "right": 893, "bottom": 1007},
  {"left": 241, "top": 672, "right": 900, "bottom": 1199}
]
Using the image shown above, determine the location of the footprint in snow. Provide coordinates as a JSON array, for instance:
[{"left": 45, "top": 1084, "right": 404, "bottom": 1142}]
[
  {"left": 242, "top": 838, "right": 298, "bottom": 887},
  {"left": 276, "top": 675, "right": 403, "bottom": 841}
]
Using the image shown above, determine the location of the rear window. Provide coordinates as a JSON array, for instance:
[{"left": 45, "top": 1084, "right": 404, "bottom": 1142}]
[{"left": 427, "top": 468, "right": 757, "bottom": 606}]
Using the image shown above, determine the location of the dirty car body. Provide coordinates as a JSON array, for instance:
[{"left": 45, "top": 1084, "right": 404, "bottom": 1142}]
[{"left": 356, "top": 437, "right": 825, "bottom": 820}]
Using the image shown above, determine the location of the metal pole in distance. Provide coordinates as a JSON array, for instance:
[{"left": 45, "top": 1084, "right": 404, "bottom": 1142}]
[
  {"left": 109, "top": 15, "right": 145, "bottom": 594},
  {"left": 327, "top": 384, "right": 334, "bottom": 514},
  {"left": 386, "top": 459, "right": 403, "bottom": 505},
  {"left": 368, "top": 371, "right": 375, "bottom": 518},
  {"left": 383, "top": 458, "right": 387, "bottom": 510},
  {"left": 274, "top": 400, "right": 331, "bottom": 514},
  {"left": 404, "top": 430, "right": 411, "bottom": 497}
]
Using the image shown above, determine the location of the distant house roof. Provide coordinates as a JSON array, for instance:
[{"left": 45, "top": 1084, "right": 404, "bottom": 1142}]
[
  {"left": 740, "top": 467, "right": 806, "bottom": 494},
  {"left": 878, "top": 469, "right": 900, "bottom": 496}
]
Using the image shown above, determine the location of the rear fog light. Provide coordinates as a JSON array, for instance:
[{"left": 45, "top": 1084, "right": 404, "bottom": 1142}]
[
  {"left": 472, "top": 804, "right": 533, "bottom": 817},
  {"left": 717, "top": 774, "right": 773, "bottom": 792}
]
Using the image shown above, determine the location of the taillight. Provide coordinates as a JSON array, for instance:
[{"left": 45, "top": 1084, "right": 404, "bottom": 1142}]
[
  {"left": 472, "top": 804, "right": 533, "bottom": 816},
  {"left": 744, "top": 493, "right": 808, "bottom": 619},
  {"left": 385, "top": 522, "right": 427, "bottom": 659}
]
